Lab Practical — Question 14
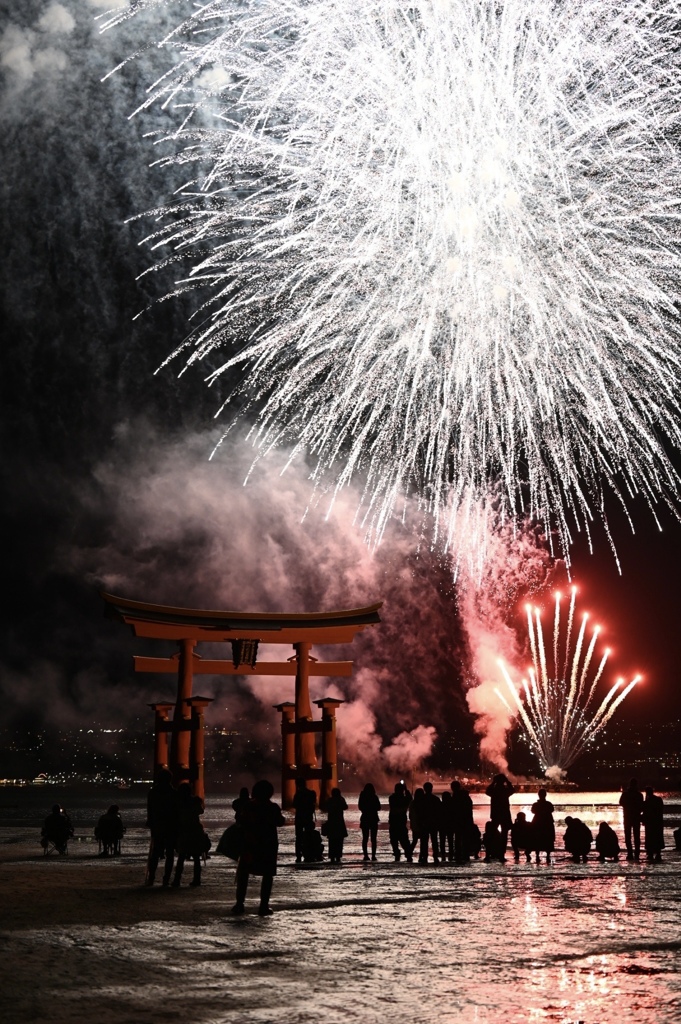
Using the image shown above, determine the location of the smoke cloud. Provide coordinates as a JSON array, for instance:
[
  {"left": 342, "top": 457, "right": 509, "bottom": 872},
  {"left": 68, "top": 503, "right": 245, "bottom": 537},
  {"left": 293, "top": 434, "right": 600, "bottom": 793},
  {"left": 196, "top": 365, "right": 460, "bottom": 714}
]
[
  {"left": 0, "top": 419, "right": 472, "bottom": 782},
  {"left": 454, "top": 500, "right": 564, "bottom": 774}
]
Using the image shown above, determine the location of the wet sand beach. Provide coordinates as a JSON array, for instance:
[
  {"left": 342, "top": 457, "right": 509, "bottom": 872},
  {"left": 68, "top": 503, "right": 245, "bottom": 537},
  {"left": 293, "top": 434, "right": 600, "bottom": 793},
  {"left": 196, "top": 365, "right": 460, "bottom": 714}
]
[{"left": 2, "top": 793, "right": 680, "bottom": 1024}]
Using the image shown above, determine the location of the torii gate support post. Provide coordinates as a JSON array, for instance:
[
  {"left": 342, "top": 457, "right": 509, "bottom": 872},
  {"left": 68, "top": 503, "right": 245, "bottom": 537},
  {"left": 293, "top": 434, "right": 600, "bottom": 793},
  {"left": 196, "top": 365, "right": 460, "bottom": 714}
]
[
  {"left": 275, "top": 702, "right": 296, "bottom": 807},
  {"left": 294, "top": 642, "right": 317, "bottom": 772},
  {"left": 170, "top": 638, "right": 196, "bottom": 783},
  {"left": 149, "top": 702, "right": 174, "bottom": 774},
  {"left": 186, "top": 696, "right": 213, "bottom": 804},
  {"left": 314, "top": 698, "right": 344, "bottom": 807}
]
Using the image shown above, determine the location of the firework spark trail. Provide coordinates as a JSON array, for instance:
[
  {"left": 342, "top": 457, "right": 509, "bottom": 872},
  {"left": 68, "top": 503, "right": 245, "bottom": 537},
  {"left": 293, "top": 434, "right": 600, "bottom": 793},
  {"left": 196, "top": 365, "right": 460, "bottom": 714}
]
[
  {"left": 575, "top": 624, "right": 599, "bottom": 708},
  {"left": 561, "top": 587, "right": 577, "bottom": 681},
  {"left": 563, "top": 611, "right": 587, "bottom": 745},
  {"left": 499, "top": 594, "right": 640, "bottom": 774},
  {"left": 582, "top": 650, "right": 609, "bottom": 715},
  {"left": 105, "top": 1, "right": 681, "bottom": 561},
  {"left": 552, "top": 592, "right": 560, "bottom": 687}
]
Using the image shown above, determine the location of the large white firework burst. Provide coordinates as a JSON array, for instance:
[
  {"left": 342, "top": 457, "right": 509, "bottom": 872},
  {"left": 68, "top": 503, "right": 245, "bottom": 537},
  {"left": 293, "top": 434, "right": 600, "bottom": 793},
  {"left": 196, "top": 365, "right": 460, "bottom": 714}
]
[{"left": 106, "top": 0, "right": 681, "bottom": 560}]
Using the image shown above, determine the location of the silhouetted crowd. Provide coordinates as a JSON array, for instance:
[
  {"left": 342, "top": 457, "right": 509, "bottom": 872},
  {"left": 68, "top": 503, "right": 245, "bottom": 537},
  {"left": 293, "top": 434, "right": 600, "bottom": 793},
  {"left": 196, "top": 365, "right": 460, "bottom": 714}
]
[{"left": 41, "top": 771, "right": 674, "bottom": 916}]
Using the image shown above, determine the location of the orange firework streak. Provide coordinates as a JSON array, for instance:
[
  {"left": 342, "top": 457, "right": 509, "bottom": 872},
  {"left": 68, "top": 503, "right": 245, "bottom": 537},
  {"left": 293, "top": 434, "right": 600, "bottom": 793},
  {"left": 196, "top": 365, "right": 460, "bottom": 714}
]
[{"left": 102, "top": 592, "right": 381, "bottom": 806}]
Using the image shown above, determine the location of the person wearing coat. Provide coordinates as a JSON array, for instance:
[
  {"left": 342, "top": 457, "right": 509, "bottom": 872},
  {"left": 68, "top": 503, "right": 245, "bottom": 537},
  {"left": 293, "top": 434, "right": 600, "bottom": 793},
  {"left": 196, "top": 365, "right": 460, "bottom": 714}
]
[
  {"left": 511, "top": 811, "right": 532, "bottom": 863},
  {"left": 483, "top": 820, "right": 506, "bottom": 862},
  {"left": 41, "top": 804, "right": 74, "bottom": 855},
  {"left": 439, "top": 791, "right": 455, "bottom": 863},
  {"left": 232, "top": 787, "right": 251, "bottom": 824},
  {"left": 95, "top": 804, "right": 125, "bottom": 856},
  {"left": 293, "top": 778, "right": 317, "bottom": 864},
  {"left": 358, "top": 782, "right": 381, "bottom": 862},
  {"left": 450, "top": 780, "right": 475, "bottom": 862},
  {"left": 595, "top": 821, "right": 620, "bottom": 861},
  {"left": 418, "top": 782, "right": 442, "bottom": 865},
  {"left": 563, "top": 816, "right": 593, "bottom": 862},
  {"left": 530, "top": 789, "right": 555, "bottom": 863},
  {"left": 325, "top": 787, "right": 349, "bottom": 864},
  {"left": 388, "top": 782, "right": 413, "bottom": 863},
  {"left": 145, "top": 768, "right": 178, "bottom": 887},
  {"left": 642, "top": 787, "right": 665, "bottom": 862},
  {"left": 486, "top": 774, "right": 515, "bottom": 855},
  {"left": 172, "top": 783, "right": 209, "bottom": 887},
  {"left": 619, "top": 778, "right": 644, "bottom": 861},
  {"left": 233, "top": 779, "right": 286, "bottom": 915}
]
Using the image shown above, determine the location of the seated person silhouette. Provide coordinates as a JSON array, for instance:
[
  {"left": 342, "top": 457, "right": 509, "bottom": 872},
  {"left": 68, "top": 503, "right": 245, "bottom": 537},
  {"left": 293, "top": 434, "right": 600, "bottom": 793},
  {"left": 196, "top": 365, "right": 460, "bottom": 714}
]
[
  {"left": 511, "top": 811, "right": 533, "bottom": 863},
  {"left": 41, "top": 804, "right": 73, "bottom": 855},
  {"left": 483, "top": 820, "right": 506, "bottom": 862},
  {"left": 95, "top": 805, "right": 126, "bottom": 856},
  {"left": 595, "top": 821, "right": 620, "bottom": 862}
]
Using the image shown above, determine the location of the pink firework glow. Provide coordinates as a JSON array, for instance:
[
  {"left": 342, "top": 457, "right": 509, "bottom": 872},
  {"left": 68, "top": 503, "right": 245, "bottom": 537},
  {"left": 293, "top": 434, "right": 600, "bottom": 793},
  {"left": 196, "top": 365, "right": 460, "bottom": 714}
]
[{"left": 497, "top": 587, "right": 641, "bottom": 779}]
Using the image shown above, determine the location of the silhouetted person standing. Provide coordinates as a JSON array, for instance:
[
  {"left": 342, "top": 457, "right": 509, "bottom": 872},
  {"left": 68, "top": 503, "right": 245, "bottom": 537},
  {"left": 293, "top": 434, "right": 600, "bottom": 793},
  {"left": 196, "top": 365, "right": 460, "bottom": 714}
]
[
  {"left": 325, "top": 787, "right": 348, "bottom": 864},
  {"left": 595, "top": 822, "right": 620, "bottom": 861},
  {"left": 145, "top": 768, "right": 178, "bottom": 887},
  {"left": 233, "top": 779, "right": 285, "bottom": 915},
  {"left": 419, "top": 782, "right": 441, "bottom": 865},
  {"left": 619, "top": 778, "right": 643, "bottom": 860},
  {"left": 409, "top": 788, "right": 425, "bottom": 857},
  {"left": 530, "top": 789, "right": 555, "bottom": 863},
  {"left": 642, "top": 786, "right": 664, "bottom": 862},
  {"left": 439, "top": 790, "right": 455, "bottom": 862},
  {"left": 293, "top": 778, "right": 317, "bottom": 863},
  {"left": 450, "top": 779, "right": 475, "bottom": 862},
  {"left": 563, "top": 816, "right": 592, "bottom": 862},
  {"left": 359, "top": 782, "right": 381, "bottom": 861},
  {"left": 388, "top": 782, "right": 413, "bottom": 862},
  {"left": 486, "top": 773, "right": 514, "bottom": 856},
  {"left": 172, "top": 783, "right": 208, "bottom": 887}
]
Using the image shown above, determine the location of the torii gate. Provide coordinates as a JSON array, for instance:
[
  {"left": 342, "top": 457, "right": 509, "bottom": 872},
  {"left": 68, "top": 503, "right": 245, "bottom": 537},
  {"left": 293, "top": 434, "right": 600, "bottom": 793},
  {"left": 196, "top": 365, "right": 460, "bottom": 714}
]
[{"left": 102, "top": 592, "right": 381, "bottom": 806}]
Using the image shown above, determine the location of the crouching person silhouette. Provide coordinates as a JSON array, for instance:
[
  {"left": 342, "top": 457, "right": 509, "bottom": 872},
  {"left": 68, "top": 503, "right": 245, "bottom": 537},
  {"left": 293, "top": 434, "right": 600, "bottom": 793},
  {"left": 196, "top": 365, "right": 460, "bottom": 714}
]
[
  {"left": 595, "top": 821, "right": 620, "bottom": 861},
  {"left": 233, "top": 779, "right": 285, "bottom": 916}
]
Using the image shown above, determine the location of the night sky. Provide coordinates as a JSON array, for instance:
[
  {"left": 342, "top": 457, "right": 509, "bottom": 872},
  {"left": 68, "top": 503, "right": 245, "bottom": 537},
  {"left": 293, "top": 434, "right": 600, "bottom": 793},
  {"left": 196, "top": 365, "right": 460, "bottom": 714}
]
[{"left": 1, "top": 0, "right": 679, "bottom": 778}]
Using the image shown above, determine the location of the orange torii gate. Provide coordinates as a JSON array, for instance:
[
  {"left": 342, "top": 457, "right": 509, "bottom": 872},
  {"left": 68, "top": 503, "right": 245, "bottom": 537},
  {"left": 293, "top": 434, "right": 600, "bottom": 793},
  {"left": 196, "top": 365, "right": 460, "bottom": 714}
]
[{"left": 102, "top": 592, "right": 381, "bottom": 806}]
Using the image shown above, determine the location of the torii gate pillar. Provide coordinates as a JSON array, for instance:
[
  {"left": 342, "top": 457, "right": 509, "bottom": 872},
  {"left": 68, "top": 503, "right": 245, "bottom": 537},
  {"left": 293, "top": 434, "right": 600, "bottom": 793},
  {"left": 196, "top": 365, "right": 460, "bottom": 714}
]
[
  {"left": 315, "top": 697, "right": 344, "bottom": 806},
  {"left": 149, "top": 702, "right": 174, "bottom": 773},
  {"left": 294, "top": 642, "right": 317, "bottom": 771},
  {"left": 169, "top": 638, "right": 195, "bottom": 782},
  {"left": 275, "top": 702, "right": 296, "bottom": 808},
  {"left": 186, "top": 696, "right": 213, "bottom": 803}
]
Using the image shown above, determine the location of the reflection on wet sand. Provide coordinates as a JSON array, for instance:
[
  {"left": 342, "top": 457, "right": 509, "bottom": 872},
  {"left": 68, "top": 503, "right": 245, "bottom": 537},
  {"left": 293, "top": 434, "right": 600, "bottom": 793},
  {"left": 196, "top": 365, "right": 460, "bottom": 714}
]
[{"left": 1, "top": 790, "right": 680, "bottom": 1024}]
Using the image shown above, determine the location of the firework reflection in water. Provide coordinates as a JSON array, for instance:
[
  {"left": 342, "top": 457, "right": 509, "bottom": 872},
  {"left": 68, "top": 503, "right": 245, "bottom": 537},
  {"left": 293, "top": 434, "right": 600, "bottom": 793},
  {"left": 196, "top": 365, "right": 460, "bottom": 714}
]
[
  {"left": 103, "top": 1, "right": 681, "bottom": 563},
  {"left": 497, "top": 587, "right": 641, "bottom": 778}
]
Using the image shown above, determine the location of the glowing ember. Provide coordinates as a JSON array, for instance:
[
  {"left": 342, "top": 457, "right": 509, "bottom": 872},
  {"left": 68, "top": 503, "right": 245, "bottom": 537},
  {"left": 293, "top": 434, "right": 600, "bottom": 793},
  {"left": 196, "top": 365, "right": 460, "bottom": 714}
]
[
  {"left": 104, "top": 1, "right": 681, "bottom": 560},
  {"left": 496, "top": 587, "right": 641, "bottom": 778}
]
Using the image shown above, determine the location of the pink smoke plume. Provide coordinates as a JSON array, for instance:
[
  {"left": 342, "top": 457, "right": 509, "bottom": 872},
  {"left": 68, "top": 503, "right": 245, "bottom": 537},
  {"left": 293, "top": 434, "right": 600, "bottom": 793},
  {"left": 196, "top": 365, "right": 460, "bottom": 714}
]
[
  {"left": 334, "top": 694, "right": 437, "bottom": 787},
  {"left": 453, "top": 495, "right": 563, "bottom": 773}
]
